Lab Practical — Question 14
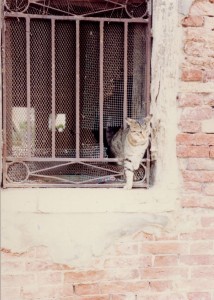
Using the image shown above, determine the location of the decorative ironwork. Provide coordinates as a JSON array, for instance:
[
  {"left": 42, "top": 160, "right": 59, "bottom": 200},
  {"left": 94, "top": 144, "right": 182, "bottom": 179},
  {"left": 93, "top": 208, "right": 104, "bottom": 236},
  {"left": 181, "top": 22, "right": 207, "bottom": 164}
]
[
  {"left": 2, "top": 0, "right": 151, "bottom": 188},
  {"left": 4, "top": 0, "right": 151, "bottom": 18}
]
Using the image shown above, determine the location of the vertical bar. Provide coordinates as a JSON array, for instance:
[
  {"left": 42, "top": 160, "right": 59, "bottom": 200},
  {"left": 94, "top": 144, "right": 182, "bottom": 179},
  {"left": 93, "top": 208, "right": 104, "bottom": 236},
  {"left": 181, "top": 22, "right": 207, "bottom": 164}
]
[
  {"left": 146, "top": 17, "right": 152, "bottom": 188},
  {"left": 26, "top": 17, "right": 31, "bottom": 158},
  {"left": 123, "top": 21, "right": 128, "bottom": 128},
  {"left": 99, "top": 21, "right": 104, "bottom": 158},
  {"left": 51, "top": 18, "right": 56, "bottom": 158},
  {"left": 76, "top": 20, "right": 80, "bottom": 158},
  {"left": 2, "top": 17, "right": 7, "bottom": 186}
]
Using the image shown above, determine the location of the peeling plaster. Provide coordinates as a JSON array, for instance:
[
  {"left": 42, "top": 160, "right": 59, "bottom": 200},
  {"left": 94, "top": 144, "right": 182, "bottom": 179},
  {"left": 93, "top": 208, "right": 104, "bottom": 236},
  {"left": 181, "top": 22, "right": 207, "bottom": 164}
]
[{"left": 2, "top": 212, "right": 168, "bottom": 266}]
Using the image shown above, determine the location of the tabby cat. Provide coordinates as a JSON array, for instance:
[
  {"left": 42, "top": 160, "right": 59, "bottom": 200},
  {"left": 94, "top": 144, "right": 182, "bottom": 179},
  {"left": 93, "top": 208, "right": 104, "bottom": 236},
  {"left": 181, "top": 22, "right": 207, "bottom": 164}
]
[{"left": 110, "top": 114, "right": 152, "bottom": 189}]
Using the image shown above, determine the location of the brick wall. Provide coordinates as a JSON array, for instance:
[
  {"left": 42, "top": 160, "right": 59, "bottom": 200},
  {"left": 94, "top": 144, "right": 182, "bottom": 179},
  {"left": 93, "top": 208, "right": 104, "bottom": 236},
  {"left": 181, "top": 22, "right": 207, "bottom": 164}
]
[{"left": 1, "top": 1, "right": 214, "bottom": 299}]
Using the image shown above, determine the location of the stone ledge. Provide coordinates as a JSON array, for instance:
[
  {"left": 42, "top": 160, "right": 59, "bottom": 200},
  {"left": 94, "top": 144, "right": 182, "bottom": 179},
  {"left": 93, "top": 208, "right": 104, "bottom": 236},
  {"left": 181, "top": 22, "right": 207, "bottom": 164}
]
[{"left": 1, "top": 186, "right": 177, "bottom": 214}]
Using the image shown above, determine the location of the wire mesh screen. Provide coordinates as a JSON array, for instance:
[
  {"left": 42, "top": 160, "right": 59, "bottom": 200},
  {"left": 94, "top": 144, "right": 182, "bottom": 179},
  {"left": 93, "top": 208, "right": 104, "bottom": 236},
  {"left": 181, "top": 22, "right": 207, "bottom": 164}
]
[
  {"left": 55, "top": 21, "right": 76, "bottom": 158},
  {"left": 79, "top": 22, "right": 101, "bottom": 158},
  {"left": 5, "top": 18, "right": 27, "bottom": 157},
  {"left": 30, "top": 19, "right": 52, "bottom": 157},
  {"left": 128, "top": 23, "right": 147, "bottom": 120},
  {"left": 3, "top": 0, "right": 151, "bottom": 187}
]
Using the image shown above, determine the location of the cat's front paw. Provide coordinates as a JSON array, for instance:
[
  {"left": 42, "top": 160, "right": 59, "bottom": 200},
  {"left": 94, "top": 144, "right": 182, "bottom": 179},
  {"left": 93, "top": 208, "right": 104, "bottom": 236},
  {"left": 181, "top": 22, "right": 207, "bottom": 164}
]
[{"left": 123, "top": 184, "right": 132, "bottom": 190}]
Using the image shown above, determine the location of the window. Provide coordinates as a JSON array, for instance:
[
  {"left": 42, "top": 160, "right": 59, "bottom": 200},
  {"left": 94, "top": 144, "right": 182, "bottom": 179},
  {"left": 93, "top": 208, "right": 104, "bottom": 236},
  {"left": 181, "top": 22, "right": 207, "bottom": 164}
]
[{"left": 2, "top": 0, "right": 152, "bottom": 187}]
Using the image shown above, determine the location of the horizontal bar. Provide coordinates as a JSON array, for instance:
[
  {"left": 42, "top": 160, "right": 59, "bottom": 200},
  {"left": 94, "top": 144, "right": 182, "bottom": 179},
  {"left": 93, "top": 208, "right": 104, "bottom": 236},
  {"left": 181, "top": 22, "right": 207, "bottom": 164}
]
[
  {"left": 4, "top": 12, "right": 149, "bottom": 23},
  {"left": 6, "top": 157, "right": 149, "bottom": 163},
  {"left": 4, "top": 182, "right": 148, "bottom": 188}
]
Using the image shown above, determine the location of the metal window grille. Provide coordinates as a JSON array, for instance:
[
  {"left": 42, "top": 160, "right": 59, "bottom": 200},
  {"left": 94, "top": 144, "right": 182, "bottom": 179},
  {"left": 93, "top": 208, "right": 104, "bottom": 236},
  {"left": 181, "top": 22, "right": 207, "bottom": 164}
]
[{"left": 2, "top": 0, "right": 152, "bottom": 188}]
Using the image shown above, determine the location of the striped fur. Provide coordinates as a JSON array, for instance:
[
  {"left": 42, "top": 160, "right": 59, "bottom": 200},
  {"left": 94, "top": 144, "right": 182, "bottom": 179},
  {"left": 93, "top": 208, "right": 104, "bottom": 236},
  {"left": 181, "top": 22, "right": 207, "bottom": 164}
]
[{"left": 110, "top": 115, "right": 152, "bottom": 189}]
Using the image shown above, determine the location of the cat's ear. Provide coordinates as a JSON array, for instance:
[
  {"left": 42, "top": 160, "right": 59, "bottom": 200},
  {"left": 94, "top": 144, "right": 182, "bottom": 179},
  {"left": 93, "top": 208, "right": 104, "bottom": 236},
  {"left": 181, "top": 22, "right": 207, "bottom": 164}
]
[
  {"left": 125, "top": 118, "right": 136, "bottom": 126},
  {"left": 144, "top": 114, "right": 153, "bottom": 124}
]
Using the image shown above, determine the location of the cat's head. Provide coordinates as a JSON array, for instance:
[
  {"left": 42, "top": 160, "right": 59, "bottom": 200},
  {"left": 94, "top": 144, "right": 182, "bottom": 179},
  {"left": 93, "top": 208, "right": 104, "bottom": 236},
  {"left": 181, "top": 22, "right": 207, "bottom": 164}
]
[{"left": 125, "top": 114, "right": 152, "bottom": 142}]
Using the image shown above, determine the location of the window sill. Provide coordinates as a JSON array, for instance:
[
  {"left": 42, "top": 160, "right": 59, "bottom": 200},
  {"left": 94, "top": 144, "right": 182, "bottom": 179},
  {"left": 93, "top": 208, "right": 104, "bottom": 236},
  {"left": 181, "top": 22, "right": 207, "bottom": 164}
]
[{"left": 2, "top": 186, "right": 177, "bottom": 214}]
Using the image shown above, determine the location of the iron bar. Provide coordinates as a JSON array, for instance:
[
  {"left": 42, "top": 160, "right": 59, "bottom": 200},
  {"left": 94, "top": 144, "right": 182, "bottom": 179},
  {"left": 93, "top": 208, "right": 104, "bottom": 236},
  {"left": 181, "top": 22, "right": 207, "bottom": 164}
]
[
  {"left": 99, "top": 20, "right": 104, "bottom": 158},
  {"left": 51, "top": 18, "right": 56, "bottom": 158},
  {"left": 4, "top": 182, "right": 148, "bottom": 188},
  {"left": 4, "top": 13, "right": 149, "bottom": 23},
  {"left": 30, "top": 161, "right": 77, "bottom": 175},
  {"left": 30, "top": 173, "right": 78, "bottom": 184},
  {"left": 76, "top": 20, "right": 80, "bottom": 158},
  {"left": 123, "top": 21, "right": 128, "bottom": 128},
  {"left": 2, "top": 18, "right": 7, "bottom": 187},
  {"left": 26, "top": 17, "right": 31, "bottom": 158},
  {"left": 145, "top": 16, "right": 152, "bottom": 188}
]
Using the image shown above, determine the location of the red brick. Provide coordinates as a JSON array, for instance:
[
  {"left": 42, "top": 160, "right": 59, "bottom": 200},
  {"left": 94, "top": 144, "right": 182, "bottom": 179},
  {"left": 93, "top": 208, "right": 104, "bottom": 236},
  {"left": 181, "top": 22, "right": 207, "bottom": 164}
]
[
  {"left": 210, "top": 146, "right": 214, "bottom": 157},
  {"left": 203, "top": 183, "right": 214, "bottom": 195},
  {"left": 204, "top": 70, "right": 214, "bottom": 82},
  {"left": 140, "top": 267, "right": 188, "bottom": 279},
  {"left": 184, "top": 40, "right": 205, "bottom": 57},
  {"left": 182, "top": 170, "right": 214, "bottom": 182},
  {"left": 100, "top": 281, "right": 149, "bottom": 294},
  {"left": 1, "top": 274, "right": 35, "bottom": 287},
  {"left": 181, "top": 229, "right": 214, "bottom": 240},
  {"left": 154, "top": 232, "right": 179, "bottom": 241},
  {"left": 181, "top": 106, "right": 213, "bottom": 121},
  {"left": 203, "top": 94, "right": 214, "bottom": 106},
  {"left": 75, "top": 296, "right": 108, "bottom": 300},
  {"left": 201, "top": 216, "right": 214, "bottom": 227},
  {"left": 110, "top": 296, "right": 136, "bottom": 300},
  {"left": 137, "top": 294, "right": 186, "bottom": 300},
  {"left": 180, "top": 255, "right": 214, "bottom": 265},
  {"left": 182, "top": 16, "right": 204, "bottom": 27},
  {"left": 191, "top": 266, "right": 214, "bottom": 278},
  {"left": 140, "top": 242, "right": 188, "bottom": 255},
  {"left": 62, "top": 284, "right": 74, "bottom": 297},
  {"left": 154, "top": 255, "right": 178, "bottom": 267},
  {"left": 64, "top": 270, "right": 105, "bottom": 283},
  {"left": 181, "top": 196, "right": 214, "bottom": 209},
  {"left": 181, "top": 69, "right": 203, "bottom": 82},
  {"left": 176, "top": 133, "right": 214, "bottom": 145},
  {"left": 106, "top": 268, "right": 139, "bottom": 281},
  {"left": 177, "top": 145, "right": 210, "bottom": 157},
  {"left": 183, "top": 181, "right": 202, "bottom": 192},
  {"left": 187, "top": 292, "right": 211, "bottom": 300},
  {"left": 104, "top": 256, "right": 152, "bottom": 268},
  {"left": 26, "top": 260, "right": 70, "bottom": 271},
  {"left": 149, "top": 281, "right": 173, "bottom": 292},
  {"left": 1, "top": 261, "right": 25, "bottom": 273},
  {"left": 22, "top": 285, "right": 63, "bottom": 299},
  {"left": 187, "top": 158, "right": 214, "bottom": 170},
  {"left": 37, "top": 272, "right": 62, "bottom": 285},
  {"left": 178, "top": 120, "right": 201, "bottom": 133},
  {"left": 177, "top": 93, "right": 204, "bottom": 107},
  {"left": 176, "top": 279, "right": 214, "bottom": 291},
  {"left": 190, "top": 241, "right": 213, "bottom": 254},
  {"left": 74, "top": 283, "right": 100, "bottom": 295}
]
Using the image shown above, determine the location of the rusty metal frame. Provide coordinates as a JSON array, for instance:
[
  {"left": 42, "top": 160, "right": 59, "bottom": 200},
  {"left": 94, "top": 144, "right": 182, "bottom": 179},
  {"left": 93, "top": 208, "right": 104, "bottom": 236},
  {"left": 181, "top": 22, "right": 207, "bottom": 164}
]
[{"left": 2, "top": 1, "right": 152, "bottom": 188}]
